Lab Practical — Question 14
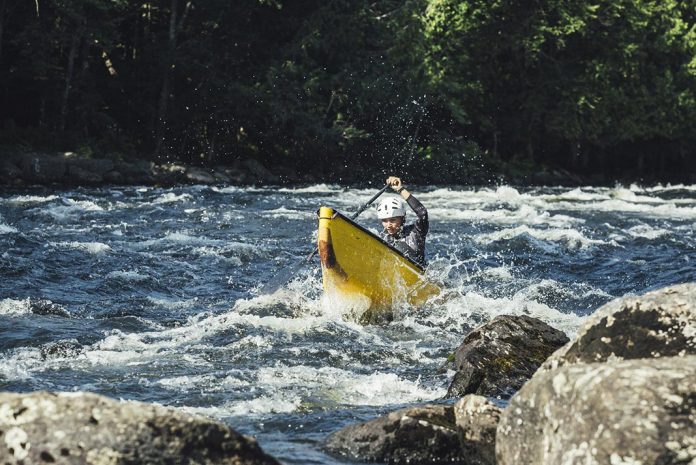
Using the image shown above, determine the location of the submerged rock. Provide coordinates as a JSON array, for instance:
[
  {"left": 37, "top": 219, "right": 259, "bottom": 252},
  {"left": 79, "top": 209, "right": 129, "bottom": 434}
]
[
  {"left": 454, "top": 395, "right": 501, "bottom": 465},
  {"left": 446, "top": 315, "right": 568, "bottom": 399},
  {"left": 28, "top": 298, "right": 70, "bottom": 317},
  {"left": 39, "top": 339, "right": 83, "bottom": 360},
  {"left": 0, "top": 391, "right": 280, "bottom": 465},
  {"left": 542, "top": 283, "right": 696, "bottom": 371},
  {"left": 324, "top": 404, "right": 466, "bottom": 464},
  {"left": 496, "top": 356, "right": 696, "bottom": 465}
]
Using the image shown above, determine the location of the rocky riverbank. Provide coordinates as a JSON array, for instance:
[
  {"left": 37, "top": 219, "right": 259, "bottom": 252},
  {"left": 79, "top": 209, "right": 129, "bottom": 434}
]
[
  {"left": 0, "top": 391, "right": 280, "bottom": 464},
  {"left": 324, "top": 283, "right": 695, "bottom": 464},
  {"left": 0, "top": 150, "right": 301, "bottom": 187},
  {"left": 2, "top": 283, "right": 694, "bottom": 464},
  {"left": 0, "top": 149, "right": 594, "bottom": 187}
]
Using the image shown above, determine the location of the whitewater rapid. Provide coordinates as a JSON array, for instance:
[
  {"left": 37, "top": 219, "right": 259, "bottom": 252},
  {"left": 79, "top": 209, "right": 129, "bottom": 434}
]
[{"left": 1, "top": 183, "right": 694, "bottom": 463}]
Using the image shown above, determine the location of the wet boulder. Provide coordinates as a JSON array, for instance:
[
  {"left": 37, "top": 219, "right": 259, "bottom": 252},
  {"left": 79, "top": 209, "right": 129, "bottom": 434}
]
[
  {"left": 496, "top": 356, "right": 696, "bottom": 465},
  {"left": 241, "top": 158, "right": 279, "bottom": 184},
  {"left": 39, "top": 339, "right": 83, "bottom": 360},
  {"left": 20, "top": 154, "right": 67, "bottom": 182},
  {"left": 542, "top": 283, "right": 696, "bottom": 371},
  {"left": 0, "top": 391, "right": 280, "bottom": 465},
  {"left": 0, "top": 160, "right": 22, "bottom": 184},
  {"left": 186, "top": 166, "right": 217, "bottom": 184},
  {"left": 324, "top": 404, "right": 467, "bottom": 464},
  {"left": 28, "top": 298, "right": 70, "bottom": 317},
  {"left": 66, "top": 157, "right": 115, "bottom": 185},
  {"left": 116, "top": 160, "right": 156, "bottom": 184},
  {"left": 496, "top": 283, "right": 696, "bottom": 465},
  {"left": 446, "top": 315, "right": 569, "bottom": 399},
  {"left": 454, "top": 395, "right": 501, "bottom": 465}
]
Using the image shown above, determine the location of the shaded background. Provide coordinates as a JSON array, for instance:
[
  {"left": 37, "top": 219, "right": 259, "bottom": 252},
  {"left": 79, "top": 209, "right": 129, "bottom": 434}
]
[{"left": 1, "top": 0, "right": 695, "bottom": 184}]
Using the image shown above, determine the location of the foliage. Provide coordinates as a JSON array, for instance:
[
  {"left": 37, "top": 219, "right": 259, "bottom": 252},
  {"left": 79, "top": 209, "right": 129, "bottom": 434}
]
[{"left": 0, "top": 0, "right": 694, "bottom": 182}]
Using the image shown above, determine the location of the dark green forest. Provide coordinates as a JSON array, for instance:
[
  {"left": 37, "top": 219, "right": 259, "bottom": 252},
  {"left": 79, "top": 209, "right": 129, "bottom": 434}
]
[{"left": 1, "top": 0, "right": 695, "bottom": 183}]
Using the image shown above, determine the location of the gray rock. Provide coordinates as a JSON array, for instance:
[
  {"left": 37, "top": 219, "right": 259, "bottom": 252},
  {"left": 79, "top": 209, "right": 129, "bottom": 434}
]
[
  {"left": 0, "top": 391, "right": 280, "bottom": 465},
  {"left": 161, "top": 162, "right": 187, "bottom": 175},
  {"left": 20, "top": 154, "right": 67, "bottom": 182},
  {"left": 324, "top": 404, "right": 467, "bottom": 464},
  {"left": 39, "top": 339, "right": 83, "bottom": 360},
  {"left": 103, "top": 170, "right": 124, "bottom": 183},
  {"left": 67, "top": 157, "right": 115, "bottom": 176},
  {"left": 446, "top": 315, "right": 569, "bottom": 399},
  {"left": 212, "top": 167, "right": 232, "bottom": 183},
  {"left": 242, "top": 159, "right": 279, "bottom": 184},
  {"left": 115, "top": 160, "right": 155, "bottom": 184},
  {"left": 454, "top": 395, "right": 501, "bottom": 465},
  {"left": 28, "top": 299, "right": 70, "bottom": 317},
  {"left": 223, "top": 167, "right": 251, "bottom": 184},
  {"left": 66, "top": 165, "right": 103, "bottom": 184},
  {"left": 273, "top": 165, "right": 300, "bottom": 184},
  {"left": 0, "top": 160, "right": 22, "bottom": 183},
  {"left": 542, "top": 283, "right": 696, "bottom": 371},
  {"left": 186, "top": 167, "right": 217, "bottom": 184},
  {"left": 496, "top": 356, "right": 696, "bottom": 465}
]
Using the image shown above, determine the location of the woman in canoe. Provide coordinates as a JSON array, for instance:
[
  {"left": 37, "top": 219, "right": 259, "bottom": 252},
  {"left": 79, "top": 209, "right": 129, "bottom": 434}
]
[{"left": 377, "top": 176, "right": 428, "bottom": 267}]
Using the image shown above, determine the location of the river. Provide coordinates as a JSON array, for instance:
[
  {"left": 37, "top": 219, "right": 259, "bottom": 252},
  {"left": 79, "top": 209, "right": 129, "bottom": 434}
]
[{"left": 1, "top": 183, "right": 695, "bottom": 463}]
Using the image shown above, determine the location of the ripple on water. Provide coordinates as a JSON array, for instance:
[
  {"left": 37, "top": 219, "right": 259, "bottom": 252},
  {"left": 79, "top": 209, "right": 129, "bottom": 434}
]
[{"left": 1, "top": 183, "right": 694, "bottom": 464}]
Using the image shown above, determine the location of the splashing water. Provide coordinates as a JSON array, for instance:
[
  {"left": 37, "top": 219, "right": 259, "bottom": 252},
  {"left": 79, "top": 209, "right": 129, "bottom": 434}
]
[{"left": 1, "top": 183, "right": 695, "bottom": 463}]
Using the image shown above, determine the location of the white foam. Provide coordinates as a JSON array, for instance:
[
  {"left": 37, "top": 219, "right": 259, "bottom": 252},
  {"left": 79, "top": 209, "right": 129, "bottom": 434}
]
[
  {"left": 432, "top": 290, "right": 586, "bottom": 337},
  {"left": 0, "top": 298, "right": 32, "bottom": 316},
  {"left": 183, "top": 365, "right": 447, "bottom": 417},
  {"left": 34, "top": 199, "right": 103, "bottom": 221},
  {"left": 135, "top": 231, "right": 226, "bottom": 249},
  {"left": 106, "top": 270, "right": 149, "bottom": 282},
  {"left": 192, "top": 247, "right": 242, "bottom": 265},
  {"left": 146, "top": 296, "right": 199, "bottom": 310},
  {"left": 277, "top": 184, "right": 339, "bottom": 193},
  {"left": 0, "top": 348, "right": 38, "bottom": 381},
  {"left": 0, "top": 223, "right": 17, "bottom": 234},
  {"left": 258, "top": 365, "right": 445, "bottom": 405},
  {"left": 474, "top": 225, "right": 606, "bottom": 250},
  {"left": 191, "top": 242, "right": 259, "bottom": 262},
  {"left": 609, "top": 187, "right": 664, "bottom": 204},
  {"left": 51, "top": 241, "right": 111, "bottom": 254},
  {"left": 210, "top": 186, "right": 242, "bottom": 194},
  {"left": 429, "top": 204, "right": 581, "bottom": 227},
  {"left": 225, "top": 395, "right": 303, "bottom": 415},
  {"left": 642, "top": 183, "right": 696, "bottom": 193},
  {"left": 5, "top": 194, "right": 59, "bottom": 204},
  {"left": 480, "top": 266, "right": 514, "bottom": 280},
  {"left": 408, "top": 185, "right": 696, "bottom": 222},
  {"left": 151, "top": 193, "right": 193, "bottom": 204},
  {"left": 625, "top": 225, "right": 671, "bottom": 240},
  {"left": 156, "top": 374, "right": 249, "bottom": 391},
  {"left": 263, "top": 207, "right": 313, "bottom": 220}
]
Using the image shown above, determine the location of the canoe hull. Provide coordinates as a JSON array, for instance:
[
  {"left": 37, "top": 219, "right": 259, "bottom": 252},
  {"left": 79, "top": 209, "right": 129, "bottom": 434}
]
[{"left": 318, "top": 206, "right": 439, "bottom": 313}]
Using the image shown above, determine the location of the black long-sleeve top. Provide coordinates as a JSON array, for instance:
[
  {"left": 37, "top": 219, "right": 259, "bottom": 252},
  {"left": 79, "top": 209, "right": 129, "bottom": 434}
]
[{"left": 379, "top": 194, "right": 429, "bottom": 267}]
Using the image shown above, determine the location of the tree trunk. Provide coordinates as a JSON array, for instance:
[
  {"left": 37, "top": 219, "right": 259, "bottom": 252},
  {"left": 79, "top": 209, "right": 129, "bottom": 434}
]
[
  {"left": 154, "top": 0, "right": 180, "bottom": 159},
  {"left": 493, "top": 131, "right": 498, "bottom": 158},
  {"left": 59, "top": 31, "right": 80, "bottom": 132},
  {"left": 0, "top": 0, "right": 6, "bottom": 62}
]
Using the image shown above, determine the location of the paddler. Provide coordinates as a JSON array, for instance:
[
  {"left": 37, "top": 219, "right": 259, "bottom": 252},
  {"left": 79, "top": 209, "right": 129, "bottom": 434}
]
[{"left": 377, "top": 176, "right": 428, "bottom": 266}]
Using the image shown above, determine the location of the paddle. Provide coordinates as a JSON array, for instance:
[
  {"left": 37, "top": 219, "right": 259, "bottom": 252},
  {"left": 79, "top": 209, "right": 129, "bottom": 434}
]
[{"left": 258, "top": 183, "right": 391, "bottom": 295}]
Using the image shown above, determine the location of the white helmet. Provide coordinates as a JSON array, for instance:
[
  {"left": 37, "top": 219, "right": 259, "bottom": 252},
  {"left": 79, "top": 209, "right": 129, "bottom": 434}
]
[{"left": 377, "top": 197, "right": 406, "bottom": 219}]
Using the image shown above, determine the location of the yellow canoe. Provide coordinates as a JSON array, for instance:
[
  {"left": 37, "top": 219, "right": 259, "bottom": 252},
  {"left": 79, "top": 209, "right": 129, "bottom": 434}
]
[{"left": 317, "top": 206, "right": 440, "bottom": 320}]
